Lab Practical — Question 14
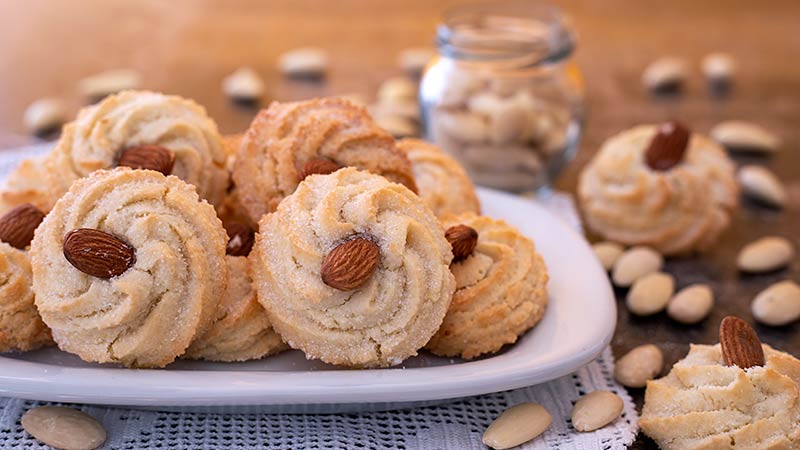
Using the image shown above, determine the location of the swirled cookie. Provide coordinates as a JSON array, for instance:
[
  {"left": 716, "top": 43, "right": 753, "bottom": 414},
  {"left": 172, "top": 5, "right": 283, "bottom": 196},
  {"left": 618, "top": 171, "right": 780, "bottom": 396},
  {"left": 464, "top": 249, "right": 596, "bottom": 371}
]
[
  {"left": 640, "top": 343, "right": 800, "bottom": 449},
  {"left": 37, "top": 90, "right": 228, "bottom": 212},
  {"left": 397, "top": 138, "right": 480, "bottom": 218},
  {"left": 578, "top": 123, "right": 737, "bottom": 256},
  {"left": 185, "top": 256, "right": 286, "bottom": 362},
  {"left": 232, "top": 98, "right": 417, "bottom": 222},
  {"left": 251, "top": 168, "right": 454, "bottom": 367},
  {"left": 0, "top": 243, "right": 52, "bottom": 352},
  {"left": 30, "top": 168, "right": 227, "bottom": 368},
  {"left": 217, "top": 133, "right": 255, "bottom": 229},
  {"left": 0, "top": 157, "right": 52, "bottom": 215},
  {"left": 426, "top": 213, "right": 548, "bottom": 359}
]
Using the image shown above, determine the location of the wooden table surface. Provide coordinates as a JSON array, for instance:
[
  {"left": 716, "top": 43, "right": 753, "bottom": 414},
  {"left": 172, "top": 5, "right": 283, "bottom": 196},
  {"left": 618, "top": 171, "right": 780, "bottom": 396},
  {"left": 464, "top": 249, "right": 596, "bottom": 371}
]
[{"left": 1, "top": 1, "right": 799, "bottom": 448}]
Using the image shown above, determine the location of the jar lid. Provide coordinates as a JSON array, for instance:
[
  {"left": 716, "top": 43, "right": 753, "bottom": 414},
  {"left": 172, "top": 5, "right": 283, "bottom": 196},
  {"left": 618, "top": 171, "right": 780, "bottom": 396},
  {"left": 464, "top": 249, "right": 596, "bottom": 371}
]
[{"left": 437, "top": 1, "right": 575, "bottom": 67}]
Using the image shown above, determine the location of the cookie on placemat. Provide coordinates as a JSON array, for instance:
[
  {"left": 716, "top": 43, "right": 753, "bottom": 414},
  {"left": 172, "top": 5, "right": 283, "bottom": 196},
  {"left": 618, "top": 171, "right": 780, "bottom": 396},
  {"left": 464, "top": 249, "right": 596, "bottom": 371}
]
[
  {"left": 397, "top": 138, "right": 480, "bottom": 218},
  {"left": 251, "top": 168, "right": 454, "bottom": 368},
  {"left": 578, "top": 122, "right": 737, "bottom": 256},
  {"left": 427, "top": 213, "right": 548, "bottom": 359},
  {"left": 0, "top": 243, "right": 52, "bottom": 352},
  {"left": 28, "top": 90, "right": 228, "bottom": 212},
  {"left": 30, "top": 168, "right": 227, "bottom": 368},
  {"left": 232, "top": 98, "right": 417, "bottom": 222},
  {"left": 185, "top": 256, "right": 287, "bottom": 362},
  {"left": 640, "top": 342, "right": 800, "bottom": 448}
]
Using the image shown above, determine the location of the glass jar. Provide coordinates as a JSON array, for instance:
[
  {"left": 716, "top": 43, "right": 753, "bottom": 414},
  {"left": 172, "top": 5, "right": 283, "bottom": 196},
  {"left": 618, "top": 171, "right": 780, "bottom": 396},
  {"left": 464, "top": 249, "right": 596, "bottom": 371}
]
[{"left": 420, "top": 1, "right": 584, "bottom": 192}]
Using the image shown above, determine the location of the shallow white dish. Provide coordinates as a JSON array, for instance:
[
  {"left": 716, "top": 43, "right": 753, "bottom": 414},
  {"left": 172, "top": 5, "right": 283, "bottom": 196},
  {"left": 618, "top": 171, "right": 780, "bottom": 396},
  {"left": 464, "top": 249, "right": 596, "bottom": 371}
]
[{"left": 0, "top": 187, "right": 615, "bottom": 413}]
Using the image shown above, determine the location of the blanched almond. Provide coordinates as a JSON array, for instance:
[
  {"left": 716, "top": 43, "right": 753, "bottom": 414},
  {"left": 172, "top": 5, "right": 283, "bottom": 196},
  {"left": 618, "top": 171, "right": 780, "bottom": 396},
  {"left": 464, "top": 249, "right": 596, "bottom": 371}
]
[
  {"left": 667, "top": 284, "right": 714, "bottom": 324},
  {"left": 222, "top": 67, "right": 265, "bottom": 101},
  {"left": 22, "top": 406, "right": 106, "bottom": 450},
  {"left": 642, "top": 57, "right": 688, "bottom": 92},
  {"left": 278, "top": 47, "right": 329, "bottom": 78},
  {"left": 593, "top": 241, "right": 624, "bottom": 271},
  {"left": 626, "top": 272, "right": 675, "bottom": 316},
  {"left": 737, "top": 236, "right": 794, "bottom": 273},
  {"left": 482, "top": 402, "right": 551, "bottom": 449},
  {"left": 711, "top": 120, "right": 780, "bottom": 153},
  {"left": 614, "top": 344, "right": 663, "bottom": 388},
  {"left": 612, "top": 246, "right": 663, "bottom": 287},
  {"left": 752, "top": 281, "right": 800, "bottom": 326},
  {"left": 24, "top": 98, "right": 66, "bottom": 135},
  {"left": 572, "top": 391, "right": 623, "bottom": 432},
  {"left": 737, "top": 165, "right": 786, "bottom": 208}
]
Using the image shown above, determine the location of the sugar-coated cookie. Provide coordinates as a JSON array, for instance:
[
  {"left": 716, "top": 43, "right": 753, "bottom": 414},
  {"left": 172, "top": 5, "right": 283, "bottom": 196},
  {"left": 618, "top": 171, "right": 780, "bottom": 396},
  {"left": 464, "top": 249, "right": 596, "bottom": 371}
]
[
  {"left": 579, "top": 123, "right": 737, "bottom": 256},
  {"left": 0, "top": 157, "right": 53, "bottom": 215},
  {"left": 427, "top": 213, "right": 548, "bottom": 359},
  {"left": 251, "top": 168, "right": 454, "bottom": 368},
  {"left": 397, "top": 138, "right": 480, "bottom": 218},
  {"left": 232, "top": 98, "right": 417, "bottom": 222},
  {"left": 0, "top": 243, "right": 52, "bottom": 352},
  {"left": 30, "top": 168, "right": 227, "bottom": 368},
  {"left": 184, "top": 256, "right": 287, "bottom": 362},
  {"left": 640, "top": 343, "right": 800, "bottom": 449},
  {"left": 28, "top": 90, "right": 228, "bottom": 212}
]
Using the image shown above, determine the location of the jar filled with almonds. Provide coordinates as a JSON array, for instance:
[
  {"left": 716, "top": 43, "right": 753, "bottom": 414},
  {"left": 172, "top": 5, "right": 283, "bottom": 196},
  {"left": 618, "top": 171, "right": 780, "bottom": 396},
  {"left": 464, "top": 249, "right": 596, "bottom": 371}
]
[{"left": 421, "top": 2, "right": 584, "bottom": 192}]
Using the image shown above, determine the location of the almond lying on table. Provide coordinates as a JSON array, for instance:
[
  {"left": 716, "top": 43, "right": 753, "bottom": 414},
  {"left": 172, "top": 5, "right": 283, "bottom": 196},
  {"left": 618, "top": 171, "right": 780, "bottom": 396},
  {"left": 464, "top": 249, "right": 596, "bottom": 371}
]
[
  {"left": 737, "top": 236, "right": 794, "bottom": 273},
  {"left": 612, "top": 246, "right": 663, "bottom": 287},
  {"left": 711, "top": 120, "right": 780, "bottom": 154},
  {"left": 751, "top": 280, "right": 800, "bottom": 327},
  {"left": 737, "top": 165, "right": 787, "bottom": 208}
]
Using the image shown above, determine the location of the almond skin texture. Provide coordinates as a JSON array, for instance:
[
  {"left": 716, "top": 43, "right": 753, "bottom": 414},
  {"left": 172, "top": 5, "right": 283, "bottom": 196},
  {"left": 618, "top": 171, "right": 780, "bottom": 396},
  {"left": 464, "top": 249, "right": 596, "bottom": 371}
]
[
  {"left": 719, "top": 315, "right": 765, "bottom": 369},
  {"left": 299, "top": 158, "right": 342, "bottom": 181},
  {"left": 117, "top": 145, "right": 176, "bottom": 175},
  {"left": 62, "top": 228, "right": 136, "bottom": 279},
  {"left": 644, "top": 121, "right": 690, "bottom": 171},
  {"left": 0, "top": 203, "right": 45, "bottom": 249},
  {"left": 321, "top": 237, "right": 380, "bottom": 291},
  {"left": 225, "top": 222, "right": 254, "bottom": 256},
  {"left": 445, "top": 224, "right": 478, "bottom": 262}
]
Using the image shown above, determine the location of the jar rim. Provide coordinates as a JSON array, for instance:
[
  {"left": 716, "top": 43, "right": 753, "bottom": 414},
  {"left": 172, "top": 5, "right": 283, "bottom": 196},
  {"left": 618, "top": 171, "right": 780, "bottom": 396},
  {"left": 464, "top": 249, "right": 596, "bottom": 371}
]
[{"left": 437, "top": 1, "right": 575, "bottom": 66}]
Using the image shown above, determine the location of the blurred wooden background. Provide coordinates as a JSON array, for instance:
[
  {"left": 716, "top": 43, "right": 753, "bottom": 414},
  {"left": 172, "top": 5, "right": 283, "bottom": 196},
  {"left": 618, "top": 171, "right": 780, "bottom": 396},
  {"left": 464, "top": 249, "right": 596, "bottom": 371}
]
[{"left": 0, "top": 1, "right": 799, "bottom": 448}]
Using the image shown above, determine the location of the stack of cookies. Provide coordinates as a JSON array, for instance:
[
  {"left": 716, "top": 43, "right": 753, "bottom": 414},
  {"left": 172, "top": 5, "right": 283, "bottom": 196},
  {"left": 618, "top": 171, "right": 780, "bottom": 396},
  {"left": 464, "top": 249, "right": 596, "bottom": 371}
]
[{"left": 0, "top": 90, "right": 550, "bottom": 368}]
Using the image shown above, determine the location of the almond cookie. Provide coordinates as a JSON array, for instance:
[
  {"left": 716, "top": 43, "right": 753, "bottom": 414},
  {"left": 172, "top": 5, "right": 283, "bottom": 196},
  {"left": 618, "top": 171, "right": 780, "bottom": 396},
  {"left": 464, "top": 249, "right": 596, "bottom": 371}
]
[
  {"left": 28, "top": 90, "right": 228, "bottom": 213},
  {"left": 217, "top": 133, "right": 255, "bottom": 229},
  {"left": 0, "top": 243, "right": 52, "bottom": 352},
  {"left": 232, "top": 97, "right": 417, "bottom": 222},
  {"left": 30, "top": 168, "right": 227, "bottom": 368},
  {"left": 185, "top": 256, "right": 286, "bottom": 362},
  {"left": 397, "top": 138, "right": 480, "bottom": 218},
  {"left": 579, "top": 123, "right": 737, "bottom": 256},
  {"left": 0, "top": 157, "right": 52, "bottom": 215},
  {"left": 640, "top": 343, "right": 800, "bottom": 449},
  {"left": 427, "top": 213, "right": 548, "bottom": 359},
  {"left": 251, "top": 168, "right": 454, "bottom": 368}
]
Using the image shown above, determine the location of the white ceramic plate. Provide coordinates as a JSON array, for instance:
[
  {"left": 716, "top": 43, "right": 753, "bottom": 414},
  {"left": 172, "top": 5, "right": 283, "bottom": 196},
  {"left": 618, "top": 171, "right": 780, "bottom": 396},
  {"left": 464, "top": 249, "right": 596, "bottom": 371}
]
[{"left": 0, "top": 187, "right": 615, "bottom": 413}]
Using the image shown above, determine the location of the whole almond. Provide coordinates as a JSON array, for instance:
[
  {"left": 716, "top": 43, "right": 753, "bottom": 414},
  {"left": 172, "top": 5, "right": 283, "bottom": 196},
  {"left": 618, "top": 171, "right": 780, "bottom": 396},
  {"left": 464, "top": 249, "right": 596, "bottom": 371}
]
[
  {"left": 118, "top": 145, "right": 176, "bottom": 175},
  {"left": 711, "top": 120, "right": 780, "bottom": 153},
  {"left": 300, "top": 158, "right": 342, "bottom": 181},
  {"left": 22, "top": 406, "right": 106, "bottom": 450},
  {"left": 751, "top": 281, "right": 800, "bottom": 327},
  {"left": 571, "top": 391, "right": 624, "bottom": 432},
  {"left": 482, "top": 403, "right": 551, "bottom": 449},
  {"left": 226, "top": 222, "right": 255, "bottom": 256},
  {"left": 63, "top": 228, "right": 136, "bottom": 279},
  {"left": 737, "top": 236, "right": 794, "bottom": 273},
  {"left": 626, "top": 272, "right": 675, "bottom": 316},
  {"left": 445, "top": 225, "right": 478, "bottom": 262},
  {"left": 614, "top": 344, "right": 664, "bottom": 388},
  {"left": 737, "top": 165, "right": 786, "bottom": 208},
  {"left": 720, "top": 315, "right": 765, "bottom": 368},
  {"left": 644, "top": 121, "right": 690, "bottom": 171},
  {"left": 0, "top": 203, "right": 46, "bottom": 249},
  {"left": 321, "top": 237, "right": 380, "bottom": 290},
  {"left": 278, "top": 47, "right": 329, "bottom": 78},
  {"left": 612, "top": 246, "right": 663, "bottom": 287},
  {"left": 593, "top": 241, "right": 624, "bottom": 271},
  {"left": 667, "top": 284, "right": 714, "bottom": 324},
  {"left": 642, "top": 57, "right": 688, "bottom": 92}
]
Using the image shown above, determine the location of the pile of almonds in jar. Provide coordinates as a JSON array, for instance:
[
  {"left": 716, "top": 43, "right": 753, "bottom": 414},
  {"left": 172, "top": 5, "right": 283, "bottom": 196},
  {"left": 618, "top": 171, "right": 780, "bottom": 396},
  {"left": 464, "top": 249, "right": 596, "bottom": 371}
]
[{"left": 426, "top": 69, "right": 575, "bottom": 191}]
